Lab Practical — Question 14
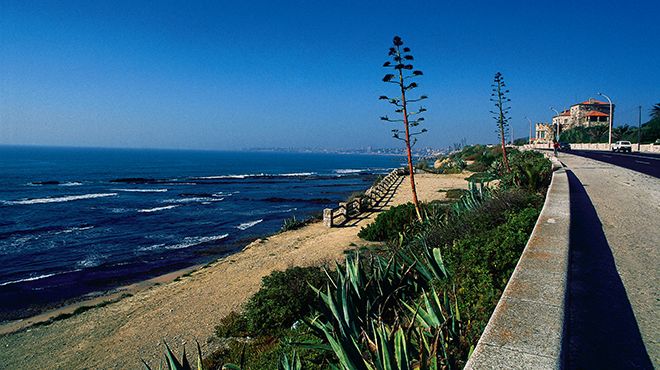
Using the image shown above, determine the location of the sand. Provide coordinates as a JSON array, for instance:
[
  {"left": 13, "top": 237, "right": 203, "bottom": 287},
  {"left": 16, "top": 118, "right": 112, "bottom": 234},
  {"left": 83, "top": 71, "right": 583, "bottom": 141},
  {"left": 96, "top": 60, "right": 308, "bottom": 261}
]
[{"left": 0, "top": 173, "right": 469, "bottom": 369}]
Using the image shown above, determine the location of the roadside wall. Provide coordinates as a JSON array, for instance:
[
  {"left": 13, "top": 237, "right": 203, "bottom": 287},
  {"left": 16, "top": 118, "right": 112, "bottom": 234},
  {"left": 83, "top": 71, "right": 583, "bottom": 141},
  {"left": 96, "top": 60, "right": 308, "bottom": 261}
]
[
  {"left": 524, "top": 142, "right": 660, "bottom": 153},
  {"left": 465, "top": 157, "right": 570, "bottom": 369}
]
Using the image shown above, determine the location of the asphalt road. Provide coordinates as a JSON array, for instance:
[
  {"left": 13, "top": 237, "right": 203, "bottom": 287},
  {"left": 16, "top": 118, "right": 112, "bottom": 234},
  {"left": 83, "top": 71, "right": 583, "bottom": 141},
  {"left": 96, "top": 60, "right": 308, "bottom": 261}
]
[{"left": 557, "top": 150, "right": 660, "bottom": 178}]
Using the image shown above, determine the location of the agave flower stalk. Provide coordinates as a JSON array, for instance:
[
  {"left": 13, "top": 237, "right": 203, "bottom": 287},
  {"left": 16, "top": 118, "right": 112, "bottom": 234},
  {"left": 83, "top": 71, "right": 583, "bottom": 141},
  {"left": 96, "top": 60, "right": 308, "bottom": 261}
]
[{"left": 380, "top": 35, "right": 428, "bottom": 222}]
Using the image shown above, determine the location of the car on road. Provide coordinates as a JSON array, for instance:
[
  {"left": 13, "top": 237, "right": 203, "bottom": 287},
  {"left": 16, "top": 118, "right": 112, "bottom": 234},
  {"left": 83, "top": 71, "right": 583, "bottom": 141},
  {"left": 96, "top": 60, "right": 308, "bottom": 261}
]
[
  {"left": 559, "top": 142, "right": 571, "bottom": 151},
  {"left": 612, "top": 141, "right": 632, "bottom": 153}
]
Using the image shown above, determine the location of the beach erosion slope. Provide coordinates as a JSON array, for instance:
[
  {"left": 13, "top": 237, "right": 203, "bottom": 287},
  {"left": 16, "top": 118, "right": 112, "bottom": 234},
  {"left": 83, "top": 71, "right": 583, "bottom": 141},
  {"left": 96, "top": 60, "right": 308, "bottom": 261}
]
[{"left": 0, "top": 173, "right": 468, "bottom": 369}]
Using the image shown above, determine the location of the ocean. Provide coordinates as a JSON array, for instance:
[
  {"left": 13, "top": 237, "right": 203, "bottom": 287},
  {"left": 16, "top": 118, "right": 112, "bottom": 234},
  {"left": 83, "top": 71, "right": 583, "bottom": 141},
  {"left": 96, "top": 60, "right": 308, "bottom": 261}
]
[{"left": 0, "top": 146, "right": 404, "bottom": 322}]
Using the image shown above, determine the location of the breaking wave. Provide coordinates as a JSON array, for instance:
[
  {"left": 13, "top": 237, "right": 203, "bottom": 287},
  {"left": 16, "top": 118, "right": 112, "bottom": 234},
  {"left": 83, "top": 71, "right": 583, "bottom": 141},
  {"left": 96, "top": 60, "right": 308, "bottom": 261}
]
[
  {"left": 236, "top": 219, "right": 263, "bottom": 230},
  {"left": 2, "top": 193, "right": 117, "bottom": 205},
  {"left": 0, "top": 269, "right": 81, "bottom": 287},
  {"left": 193, "top": 172, "right": 316, "bottom": 180},
  {"left": 163, "top": 197, "right": 224, "bottom": 204},
  {"left": 113, "top": 188, "right": 168, "bottom": 193},
  {"left": 137, "top": 205, "right": 180, "bottom": 213},
  {"left": 138, "top": 234, "right": 229, "bottom": 252},
  {"left": 57, "top": 225, "right": 94, "bottom": 234}
]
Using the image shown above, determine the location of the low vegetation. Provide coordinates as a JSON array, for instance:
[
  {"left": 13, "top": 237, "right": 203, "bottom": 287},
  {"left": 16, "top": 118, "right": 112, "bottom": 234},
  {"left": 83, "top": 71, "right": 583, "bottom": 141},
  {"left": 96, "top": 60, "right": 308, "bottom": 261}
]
[
  {"left": 144, "top": 147, "right": 551, "bottom": 369},
  {"left": 279, "top": 216, "right": 308, "bottom": 232}
]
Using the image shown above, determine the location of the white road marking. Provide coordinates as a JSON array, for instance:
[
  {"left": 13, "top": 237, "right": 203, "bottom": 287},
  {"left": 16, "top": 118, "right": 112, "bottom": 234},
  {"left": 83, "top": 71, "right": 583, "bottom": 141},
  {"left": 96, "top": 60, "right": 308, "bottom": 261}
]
[{"left": 635, "top": 160, "right": 651, "bottom": 165}]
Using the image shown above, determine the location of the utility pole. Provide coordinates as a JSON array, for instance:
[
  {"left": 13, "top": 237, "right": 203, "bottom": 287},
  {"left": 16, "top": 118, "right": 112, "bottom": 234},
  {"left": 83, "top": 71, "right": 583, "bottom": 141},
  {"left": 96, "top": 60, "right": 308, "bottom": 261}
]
[
  {"left": 638, "top": 105, "right": 642, "bottom": 151},
  {"left": 525, "top": 116, "right": 532, "bottom": 145}
]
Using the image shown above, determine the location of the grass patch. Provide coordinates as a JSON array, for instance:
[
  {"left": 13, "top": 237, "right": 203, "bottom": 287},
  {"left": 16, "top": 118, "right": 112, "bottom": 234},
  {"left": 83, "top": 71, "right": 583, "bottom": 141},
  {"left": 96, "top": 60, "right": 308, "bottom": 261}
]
[{"left": 445, "top": 188, "right": 467, "bottom": 199}]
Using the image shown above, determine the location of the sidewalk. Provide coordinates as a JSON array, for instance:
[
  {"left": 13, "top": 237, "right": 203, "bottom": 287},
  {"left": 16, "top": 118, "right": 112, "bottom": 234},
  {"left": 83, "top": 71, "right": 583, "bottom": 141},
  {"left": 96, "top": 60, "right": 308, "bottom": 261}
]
[{"left": 559, "top": 154, "right": 659, "bottom": 368}]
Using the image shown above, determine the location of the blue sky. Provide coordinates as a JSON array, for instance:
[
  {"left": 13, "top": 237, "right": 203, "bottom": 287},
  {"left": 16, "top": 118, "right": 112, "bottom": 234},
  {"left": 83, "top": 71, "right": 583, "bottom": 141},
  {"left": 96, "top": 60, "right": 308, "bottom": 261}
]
[{"left": 1, "top": 0, "right": 659, "bottom": 150}]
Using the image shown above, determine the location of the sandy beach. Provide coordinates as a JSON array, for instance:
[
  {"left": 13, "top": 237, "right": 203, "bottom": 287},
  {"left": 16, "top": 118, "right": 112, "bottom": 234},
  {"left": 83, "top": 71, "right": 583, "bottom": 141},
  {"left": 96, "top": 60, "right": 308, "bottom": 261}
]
[{"left": 0, "top": 173, "right": 468, "bottom": 369}]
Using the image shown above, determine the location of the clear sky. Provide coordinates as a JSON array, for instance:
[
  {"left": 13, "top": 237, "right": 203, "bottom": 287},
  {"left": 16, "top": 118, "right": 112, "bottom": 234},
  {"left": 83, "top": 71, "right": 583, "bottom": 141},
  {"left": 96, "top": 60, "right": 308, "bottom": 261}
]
[{"left": 1, "top": 0, "right": 659, "bottom": 150}]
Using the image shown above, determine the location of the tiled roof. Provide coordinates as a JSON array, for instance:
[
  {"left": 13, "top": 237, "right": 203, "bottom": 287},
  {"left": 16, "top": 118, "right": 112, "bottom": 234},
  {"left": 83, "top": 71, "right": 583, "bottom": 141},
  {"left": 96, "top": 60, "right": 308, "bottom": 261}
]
[
  {"left": 560, "top": 111, "right": 571, "bottom": 116},
  {"left": 585, "top": 110, "right": 609, "bottom": 117},
  {"left": 579, "top": 99, "right": 609, "bottom": 105}
]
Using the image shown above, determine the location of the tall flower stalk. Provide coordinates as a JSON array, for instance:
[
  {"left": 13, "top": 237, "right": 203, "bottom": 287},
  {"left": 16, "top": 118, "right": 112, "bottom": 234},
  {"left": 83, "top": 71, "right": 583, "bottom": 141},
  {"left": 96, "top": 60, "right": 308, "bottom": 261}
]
[
  {"left": 490, "top": 72, "right": 511, "bottom": 172},
  {"left": 380, "top": 36, "right": 428, "bottom": 221}
]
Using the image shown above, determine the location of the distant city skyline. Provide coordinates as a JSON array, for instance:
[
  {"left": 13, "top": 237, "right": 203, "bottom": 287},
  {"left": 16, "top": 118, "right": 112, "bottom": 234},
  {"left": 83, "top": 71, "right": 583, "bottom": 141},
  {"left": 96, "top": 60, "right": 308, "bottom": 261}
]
[{"left": 1, "top": 0, "right": 659, "bottom": 150}]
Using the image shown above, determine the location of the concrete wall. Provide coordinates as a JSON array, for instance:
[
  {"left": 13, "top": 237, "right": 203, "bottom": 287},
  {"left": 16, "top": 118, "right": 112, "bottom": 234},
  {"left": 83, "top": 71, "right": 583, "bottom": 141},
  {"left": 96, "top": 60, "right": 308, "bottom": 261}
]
[
  {"left": 524, "top": 143, "right": 660, "bottom": 153},
  {"left": 465, "top": 157, "right": 569, "bottom": 369}
]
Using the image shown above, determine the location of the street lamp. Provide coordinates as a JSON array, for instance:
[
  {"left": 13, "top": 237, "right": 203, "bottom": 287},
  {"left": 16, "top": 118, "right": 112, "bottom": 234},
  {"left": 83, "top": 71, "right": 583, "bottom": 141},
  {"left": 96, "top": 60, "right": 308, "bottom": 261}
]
[
  {"left": 597, "top": 92, "right": 613, "bottom": 147},
  {"left": 525, "top": 116, "right": 533, "bottom": 145},
  {"left": 550, "top": 107, "right": 560, "bottom": 142}
]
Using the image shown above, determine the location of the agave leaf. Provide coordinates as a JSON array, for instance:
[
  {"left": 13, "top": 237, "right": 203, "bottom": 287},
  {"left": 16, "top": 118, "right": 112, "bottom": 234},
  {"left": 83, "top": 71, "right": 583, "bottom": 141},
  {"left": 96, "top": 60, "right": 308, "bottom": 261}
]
[
  {"left": 196, "top": 341, "right": 204, "bottom": 370},
  {"left": 393, "top": 327, "right": 410, "bottom": 370},
  {"left": 142, "top": 359, "right": 154, "bottom": 370},
  {"left": 164, "top": 342, "right": 183, "bottom": 370},
  {"left": 432, "top": 248, "right": 448, "bottom": 279},
  {"left": 222, "top": 364, "right": 241, "bottom": 370},
  {"left": 181, "top": 346, "right": 191, "bottom": 370}
]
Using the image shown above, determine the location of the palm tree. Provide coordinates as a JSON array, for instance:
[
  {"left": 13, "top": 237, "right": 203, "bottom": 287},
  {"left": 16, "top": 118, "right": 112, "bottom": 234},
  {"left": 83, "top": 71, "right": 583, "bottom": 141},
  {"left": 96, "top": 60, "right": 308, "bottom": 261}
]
[{"left": 651, "top": 103, "right": 660, "bottom": 120}]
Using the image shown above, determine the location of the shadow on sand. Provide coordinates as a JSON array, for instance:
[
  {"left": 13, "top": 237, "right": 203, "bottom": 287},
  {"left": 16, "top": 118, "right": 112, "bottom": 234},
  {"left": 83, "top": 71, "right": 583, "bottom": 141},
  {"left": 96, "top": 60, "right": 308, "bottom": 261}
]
[{"left": 338, "top": 175, "right": 404, "bottom": 228}]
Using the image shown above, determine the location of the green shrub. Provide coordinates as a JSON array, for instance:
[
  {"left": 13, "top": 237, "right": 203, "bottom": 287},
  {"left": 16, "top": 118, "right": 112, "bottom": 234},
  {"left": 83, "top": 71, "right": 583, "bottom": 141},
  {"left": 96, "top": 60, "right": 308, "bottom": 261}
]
[
  {"left": 445, "top": 188, "right": 467, "bottom": 199},
  {"left": 244, "top": 266, "right": 327, "bottom": 335},
  {"left": 205, "top": 327, "right": 328, "bottom": 370},
  {"left": 280, "top": 216, "right": 307, "bottom": 232},
  {"left": 215, "top": 311, "right": 248, "bottom": 338},
  {"left": 440, "top": 207, "right": 540, "bottom": 345},
  {"left": 358, "top": 203, "right": 418, "bottom": 241},
  {"left": 465, "top": 161, "right": 489, "bottom": 172},
  {"left": 500, "top": 151, "right": 552, "bottom": 192}
]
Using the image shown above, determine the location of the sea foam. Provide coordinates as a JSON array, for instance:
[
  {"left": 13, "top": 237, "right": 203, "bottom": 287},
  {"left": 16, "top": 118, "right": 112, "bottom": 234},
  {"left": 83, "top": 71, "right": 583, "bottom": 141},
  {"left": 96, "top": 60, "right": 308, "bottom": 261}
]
[
  {"left": 236, "top": 219, "right": 263, "bottom": 230},
  {"left": 113, "top": 188, "right": 168, "bottom": 193},
  {"left": 137, "top": 205, "right": 180, "bottom": 213},
  {"left": 3, "top": 193, "right": 117, "bottom": 205}
]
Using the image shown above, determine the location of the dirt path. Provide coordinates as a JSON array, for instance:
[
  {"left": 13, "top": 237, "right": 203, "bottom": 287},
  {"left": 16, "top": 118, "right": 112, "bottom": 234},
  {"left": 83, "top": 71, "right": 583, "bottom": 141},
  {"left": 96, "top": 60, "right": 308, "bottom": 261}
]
[{"left": 0, "top": 173, "right": 468, "bottom": 369}]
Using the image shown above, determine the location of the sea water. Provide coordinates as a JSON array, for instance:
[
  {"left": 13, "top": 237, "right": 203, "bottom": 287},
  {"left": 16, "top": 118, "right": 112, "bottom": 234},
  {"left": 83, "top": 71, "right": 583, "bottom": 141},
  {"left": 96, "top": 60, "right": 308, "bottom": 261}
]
[{"left": 0, "top": 146, "right": 404, "bottom": 321}]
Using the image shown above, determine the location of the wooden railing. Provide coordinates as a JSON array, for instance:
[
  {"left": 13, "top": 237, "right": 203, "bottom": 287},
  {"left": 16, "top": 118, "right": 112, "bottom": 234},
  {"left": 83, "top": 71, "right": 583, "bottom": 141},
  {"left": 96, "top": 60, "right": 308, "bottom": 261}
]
[{"left": 323, "top": 168, "right": 404, "bottom": 227}]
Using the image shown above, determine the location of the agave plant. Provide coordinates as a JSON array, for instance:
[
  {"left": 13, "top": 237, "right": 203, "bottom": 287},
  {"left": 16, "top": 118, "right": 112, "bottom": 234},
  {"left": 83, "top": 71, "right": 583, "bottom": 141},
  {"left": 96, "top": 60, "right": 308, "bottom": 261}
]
[
  {"left": 143, "top": 342, "right": 302, "bottom": 370},
  {"left": 303, "top": 248, "right": 465, "bottom": 369},
  {"left": 142, "top": 342, "right": 204, "bottom": 370}
]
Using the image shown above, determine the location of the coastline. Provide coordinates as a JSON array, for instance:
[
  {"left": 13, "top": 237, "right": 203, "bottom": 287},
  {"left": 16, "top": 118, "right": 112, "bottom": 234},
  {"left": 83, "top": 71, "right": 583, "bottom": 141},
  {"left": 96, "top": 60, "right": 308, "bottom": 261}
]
[{"left": 0, "top": 173, "right": 469, "bottom": 369}]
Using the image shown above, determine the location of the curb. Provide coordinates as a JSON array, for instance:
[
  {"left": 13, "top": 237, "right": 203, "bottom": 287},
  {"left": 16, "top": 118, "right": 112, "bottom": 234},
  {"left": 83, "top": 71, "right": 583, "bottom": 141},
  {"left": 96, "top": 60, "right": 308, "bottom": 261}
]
[{"left": 465, "top": 157, "right": 570, "bottom": 369}]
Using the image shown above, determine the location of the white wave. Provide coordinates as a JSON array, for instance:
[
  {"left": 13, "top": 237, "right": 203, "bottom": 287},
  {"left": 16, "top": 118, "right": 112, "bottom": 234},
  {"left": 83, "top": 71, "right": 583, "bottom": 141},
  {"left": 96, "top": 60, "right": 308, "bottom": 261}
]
[
  {"left": 60, "top": 182, "right": 83, "bottom": 186},
  {"left": 279, "top": 172, "right": 316, "bottom": 177},
  {"left": 0, "top": 272, "right": 58, "bottom": 287},
  {"left": 195, "top": 172, "right": 316, "bottom": 179},
  {"left": 164, "top": 197, "right": 223, "bottom": 204},
  {"left": 194, "top": 174, "right": 255, "bottom": 179},
  {"left": 236, "top": 219, "right": 263, "bottom": 230},
  {"left": 138, "top": 243, "right": 166, "bottom": 252},
  {"left": 58, "top": 226, "right": 94, "bottom": 234},
  {"left": 4, "top": 193, "right": 117, "bottom": 205},
  {"left": 0, "top": 269, "right": 82, "bottom": 287},
  {"left": 113, "top": 188, "right": 168, "bottom": 193},
  {"left": 137, "top": 205, "right": 180, "bottom": 213},
  {"left": 164, "top": 234, "right": 229, "bottom": 250},
  {"left": 76, "top": 255, "right": 102, "bottom": 268},
  {"left": 334, "top": 169, "right": 365, "bottom": 174},
  {"left": 212, "top": 192, "right": 231, "bottom": 197}
]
